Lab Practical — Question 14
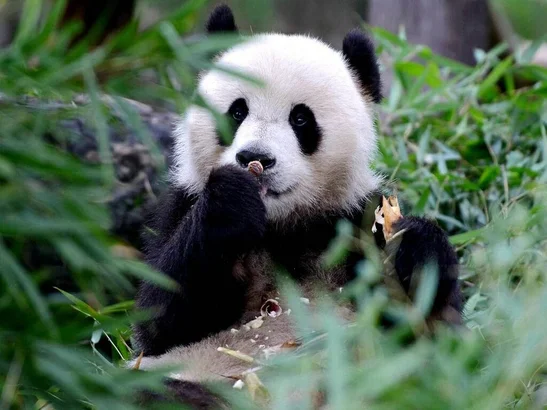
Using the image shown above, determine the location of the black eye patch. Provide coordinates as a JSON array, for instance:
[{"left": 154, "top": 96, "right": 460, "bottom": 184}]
[
  {"left": 289, "top": 104, "right": 322, "bottom": 155},
  {"left": 217, "top": 98, "right": 249, "bottom": 147},
  {"left": 228, "top": 98, "right": 248, "bottom": 125}
]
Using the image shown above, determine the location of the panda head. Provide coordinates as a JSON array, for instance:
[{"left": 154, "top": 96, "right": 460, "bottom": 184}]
[{"left": 172, "top": 5, "right": 382, "bottom": 223}]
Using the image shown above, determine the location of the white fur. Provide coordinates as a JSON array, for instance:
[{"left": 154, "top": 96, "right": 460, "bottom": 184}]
[
  {"left": 129, "top": 291, "right": 354, "bottom": 383},
  {"left": 171, "top": 33, "right": 381, "bottom": 223}
]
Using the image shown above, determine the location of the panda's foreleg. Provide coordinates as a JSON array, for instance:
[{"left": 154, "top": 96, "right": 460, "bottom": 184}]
[
  {"left": 387, "top": 216, "right": 463, "bottom": 323},
  {"left": 134, "top": 165, "right": 267, "bottom": 356}
]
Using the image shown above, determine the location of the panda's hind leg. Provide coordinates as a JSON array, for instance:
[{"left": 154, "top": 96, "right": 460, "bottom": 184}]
[
  {"left": 135, "top": 379, "right": 225, "bottom": 409},
  {"left": 386, "top": 216, "right": 463, "bottom": 324}
]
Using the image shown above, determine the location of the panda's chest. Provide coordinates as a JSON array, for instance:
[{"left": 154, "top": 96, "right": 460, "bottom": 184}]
[
  {"left": 232, "top": 248, "right": 349, "bottom": 323},
  {"left": 232, "top": 250, "right": 278, "bottom": 320}
]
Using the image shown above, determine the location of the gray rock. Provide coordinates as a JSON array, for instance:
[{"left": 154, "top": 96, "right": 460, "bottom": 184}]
[{"left": 51, "top": 97, "right": 180, "bottom": 249}]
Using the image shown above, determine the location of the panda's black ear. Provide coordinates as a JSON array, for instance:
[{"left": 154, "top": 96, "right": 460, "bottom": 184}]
[
  {"left": 206, "top": 4, "right": 238, "bottom": 34},
  {"left": 343, "top": 29, "right": 382, "bottom": 103}
]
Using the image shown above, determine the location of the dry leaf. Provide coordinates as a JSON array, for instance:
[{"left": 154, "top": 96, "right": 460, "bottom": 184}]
[
  {"left": 217, "top": 347, "right": 255, "bottom": 363},
  {"left": 262, "top": 339, "right": 301, "bottom": 359},
  {"left": 132, "top": 351, "right": 144, "bottom": 370},
  {"left": 281, "top": 340, "right": 301, "bottom": 349},
  {"left": 244, "top": 372, "right": 270, "bottom": 403},
  {"left": 373, "top": 195, "right": 403, "bottom": 241},
  {"left": 382, "top": 195, "right": 402, "bottom": 239},
  {"left": 243, "top": 316, "right": 264, "bottom": 330}
]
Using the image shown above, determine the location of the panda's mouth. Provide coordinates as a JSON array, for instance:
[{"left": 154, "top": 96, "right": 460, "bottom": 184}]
[
  {"left": 265, "top": 188, "right": 290, "bottom": 197},
  {"left": 260, "top": 182, "right": 296, "bottom": 198}
]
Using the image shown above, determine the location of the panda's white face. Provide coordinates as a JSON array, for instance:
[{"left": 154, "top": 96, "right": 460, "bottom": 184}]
[{"left": 172, "top": 33, "right": 380, "bottom": 223}]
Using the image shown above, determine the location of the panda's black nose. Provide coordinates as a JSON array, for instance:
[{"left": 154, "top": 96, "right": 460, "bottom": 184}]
[{"left": 236, "top": 150, "right": 276, "bottom": 170}]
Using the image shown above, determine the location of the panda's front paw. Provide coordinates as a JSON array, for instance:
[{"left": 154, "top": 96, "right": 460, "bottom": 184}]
[
  {"left": 387, "top": 216, "right": 462, "bottom": 321},
  {"left": 204, "top": 165, "right": 267, "bottom": 245}
]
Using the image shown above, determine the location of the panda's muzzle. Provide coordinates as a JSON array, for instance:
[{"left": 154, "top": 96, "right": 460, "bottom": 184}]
[
  {"left": 264, "top": 186, "right": 294, "bottom": 197},
  {"left": 235, "top": 149, "right": 276, "bottom": 171}
]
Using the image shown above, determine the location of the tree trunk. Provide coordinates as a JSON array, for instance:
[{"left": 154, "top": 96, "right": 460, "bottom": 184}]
[
  {"left": 4, "top": 96, "right": 179, "bottom": 248},
  {"left": 273, "top": 0, "right": 365, "bottom": 47},
  {"left": 368, "top": 0, "right": 493, "bottom": 65}
]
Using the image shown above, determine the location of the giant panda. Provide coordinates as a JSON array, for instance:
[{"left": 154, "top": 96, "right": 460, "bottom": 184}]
[{"left": 130, "top": 4, "right": 462, "bottom": 408}]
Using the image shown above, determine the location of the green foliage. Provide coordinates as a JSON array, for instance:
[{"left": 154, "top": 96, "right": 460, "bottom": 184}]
[
  {"left": 252, "top": 30, "right": 547, "bottom": 409},
  {"left": 0, "top": 0, "right": 227, "bottom": 408},
  {"left": 1, "top": 1, "right": 547, "bottom": 409},
  {"left": 490, "top": 0, "right": 547, "bottom": 40}
]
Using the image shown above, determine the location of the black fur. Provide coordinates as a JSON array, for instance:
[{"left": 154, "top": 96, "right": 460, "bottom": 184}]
[
  {"left": 342, "top": 29, "right": 382, "bottom": 103},
  {"left": 390, "top": 216, "right": 462, "bottom": 316},
  {"left": 219, "top": 98, "right": 248, "bottom": 146},
  {"left": 289, "top": 104, "right": 323, "bottom": 155},
  {"left": 133, "top": 168, "right": 358, "bottom": 357},
  {"left": 136, "top": 379, "right": 224, "bottom": 409},
  {"left": 133, "top": 177, "right": 463, "bottom": 409},
  {"left": 227, "top": 98, "right": 248, "bottom": 127},
  {"left": 134, "top": 168, "right": 364, "bottom": 357},
  {"left": 134, "top": 177, "right": 462, "bottom": 357},
  {"left": 134, "top": 165, "right": 266, "bottom": 356},
  {"left": 206, "top": 4, "right": 238, "bottom": 34}
]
